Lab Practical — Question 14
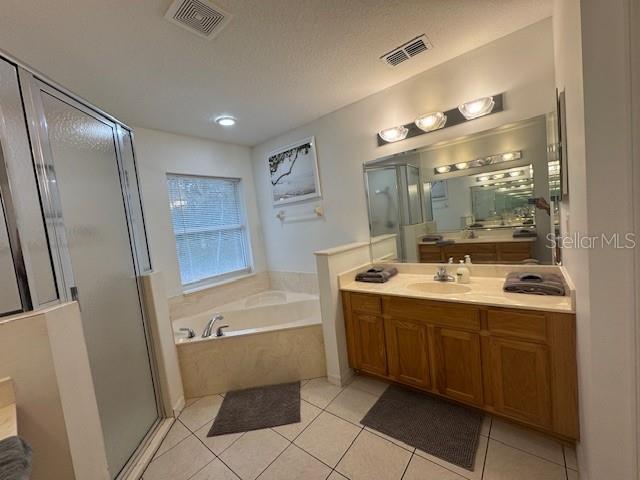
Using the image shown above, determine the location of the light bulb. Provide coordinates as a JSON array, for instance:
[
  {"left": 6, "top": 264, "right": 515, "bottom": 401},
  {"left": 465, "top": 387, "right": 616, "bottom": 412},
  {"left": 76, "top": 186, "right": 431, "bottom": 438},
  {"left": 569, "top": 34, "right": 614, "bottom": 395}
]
[
  {"left": 458, "top": 96, "right": 495, "bottom": 120},
  {"left": 415, "top": 112, "right": 447, "bottom": 132},
  {"left": 379, "top": 126, "right": 409, "bottom": 143}
]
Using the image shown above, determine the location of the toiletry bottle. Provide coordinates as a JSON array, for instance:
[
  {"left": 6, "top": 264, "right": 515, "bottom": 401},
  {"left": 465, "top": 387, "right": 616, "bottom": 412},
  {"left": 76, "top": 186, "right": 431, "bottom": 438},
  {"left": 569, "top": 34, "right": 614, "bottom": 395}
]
[
  {"left": 457, "top": 260, "right": 471, "bottom": 284},
  {"left": 464, "top": 254, "right": 472, "bottom": 264}
]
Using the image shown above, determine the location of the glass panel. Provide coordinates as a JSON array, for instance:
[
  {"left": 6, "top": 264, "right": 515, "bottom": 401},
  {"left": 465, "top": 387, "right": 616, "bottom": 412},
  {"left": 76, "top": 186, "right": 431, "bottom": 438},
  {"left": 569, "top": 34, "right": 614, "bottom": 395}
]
[
  {"left": 406, "top": 166, "right": 423, "bottom": 224},
  {"left": 0, "top": 193, "right": 21, "bottom": 315},
  {"left": 0, "top": 58, "right": 57, "bottom": 305},
  {"left": 118, "top": 127, "right": 152, "bottom": 273},
  {"left": 167, "top": 174, "right": 249, "bottom": 286},
  {"left": 366, "top": 168, "right": 401, "bottom": 237},
  {"left": 40, "top": 92, "right": 157, "bottom": 477}
]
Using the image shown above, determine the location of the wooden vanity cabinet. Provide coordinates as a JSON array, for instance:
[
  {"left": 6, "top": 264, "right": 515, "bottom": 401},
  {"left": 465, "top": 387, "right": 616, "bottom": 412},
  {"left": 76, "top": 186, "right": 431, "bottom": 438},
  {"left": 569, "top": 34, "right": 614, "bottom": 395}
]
[
  {"left": 341, "top": 291, "right": 579, "bottom": 440},
  {"left": 418, "top": 241, "right": 534, "bottom": 264}
]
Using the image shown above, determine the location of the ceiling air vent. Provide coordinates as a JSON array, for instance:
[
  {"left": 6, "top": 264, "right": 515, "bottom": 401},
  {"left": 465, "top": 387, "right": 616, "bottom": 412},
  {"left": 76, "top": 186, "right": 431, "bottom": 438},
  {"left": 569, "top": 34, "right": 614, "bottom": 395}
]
[
  {"left": 380, "top": 34, "right": 432, "bottom": 67},
  {"left": 165, "top": 0, "right": 233, "bottom": 40}
]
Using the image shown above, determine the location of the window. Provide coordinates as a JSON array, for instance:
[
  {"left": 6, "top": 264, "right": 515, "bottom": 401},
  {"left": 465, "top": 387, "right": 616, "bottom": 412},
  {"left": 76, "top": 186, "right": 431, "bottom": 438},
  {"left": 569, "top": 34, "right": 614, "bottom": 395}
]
[{"left": 167, "top": 174, "right": 251, "bottom": 287}]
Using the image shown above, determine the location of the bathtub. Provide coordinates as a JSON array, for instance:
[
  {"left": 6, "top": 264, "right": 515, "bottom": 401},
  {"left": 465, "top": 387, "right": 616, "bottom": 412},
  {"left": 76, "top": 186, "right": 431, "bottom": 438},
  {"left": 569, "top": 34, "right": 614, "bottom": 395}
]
[{"left": 173, "top": 290, "right": 326, "bottom": 397}]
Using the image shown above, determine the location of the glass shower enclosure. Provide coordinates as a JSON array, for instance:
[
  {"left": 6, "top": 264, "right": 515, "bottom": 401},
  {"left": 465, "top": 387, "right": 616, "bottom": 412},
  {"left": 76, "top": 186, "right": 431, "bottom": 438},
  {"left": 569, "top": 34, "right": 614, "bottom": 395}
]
[{"left": 0, "top": 52, "right": 159, "bottom": 479}]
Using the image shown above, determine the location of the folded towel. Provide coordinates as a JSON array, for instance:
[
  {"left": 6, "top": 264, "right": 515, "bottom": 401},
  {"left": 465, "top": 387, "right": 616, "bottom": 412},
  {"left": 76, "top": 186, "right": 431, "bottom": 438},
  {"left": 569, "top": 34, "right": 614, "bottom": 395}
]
[
  {"left": 421, "top": 234, "right": 443, "bottom": 243},
  {"left": 435, "top": 239, "right": 455, "bottom": 246},
  {"left": 0, "top": 436, "right": 32, "bottom": 480},
  {"left": 503, "top": 272, "right": 565, "bottom": 296},
  {"left": 513, "top": 228, "right": 537, "bottom": 238},
  {"left": 355, "top": 266, "right": 398, "bottom": 283}
]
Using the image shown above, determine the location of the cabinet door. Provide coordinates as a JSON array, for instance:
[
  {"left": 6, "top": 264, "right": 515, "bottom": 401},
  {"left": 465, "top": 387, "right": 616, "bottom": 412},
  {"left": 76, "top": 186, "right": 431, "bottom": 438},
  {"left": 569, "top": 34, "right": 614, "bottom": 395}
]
[
  {"left": 385, "top": 317, "right": 431, "bottom": 389},
  {"left": 490, "top": 337, "right": 551, "bottom": 427},
  {"left": 433, "top": 328, "right": 483, "bottom": 405},
  {"left": 353, "top": 313, "right": 388, "bottom": 376}
]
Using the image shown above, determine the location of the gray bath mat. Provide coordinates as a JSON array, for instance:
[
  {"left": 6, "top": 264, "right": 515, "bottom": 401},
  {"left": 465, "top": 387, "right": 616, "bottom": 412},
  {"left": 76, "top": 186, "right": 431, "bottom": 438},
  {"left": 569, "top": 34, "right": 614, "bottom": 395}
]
[
  {"left": 361, "top": 385, "right": 482, "bottom": 470},
  {"left": 208, "top": 382, "right": 300, "bottom": 436}
]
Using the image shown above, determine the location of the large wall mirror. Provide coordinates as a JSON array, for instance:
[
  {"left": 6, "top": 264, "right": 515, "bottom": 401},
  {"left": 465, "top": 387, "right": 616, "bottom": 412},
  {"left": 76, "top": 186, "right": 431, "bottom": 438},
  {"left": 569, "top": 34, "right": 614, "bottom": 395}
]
[{"left": 364, "top": 113, "right": 562, "bottom": 265}]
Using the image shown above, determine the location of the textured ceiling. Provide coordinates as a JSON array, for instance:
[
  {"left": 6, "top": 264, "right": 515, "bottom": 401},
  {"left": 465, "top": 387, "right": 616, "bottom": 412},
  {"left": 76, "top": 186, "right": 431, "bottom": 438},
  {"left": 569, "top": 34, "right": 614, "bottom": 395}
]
[{"left": 0, "top": 0, "right": 551, "bottom": 146}]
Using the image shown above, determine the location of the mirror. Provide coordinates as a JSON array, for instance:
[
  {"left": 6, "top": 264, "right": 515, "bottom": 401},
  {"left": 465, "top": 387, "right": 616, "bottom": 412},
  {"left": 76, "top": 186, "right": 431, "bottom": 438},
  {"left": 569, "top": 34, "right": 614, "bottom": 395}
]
[{"left": 364, "top": 114, "right": 562, "bottom": 265}]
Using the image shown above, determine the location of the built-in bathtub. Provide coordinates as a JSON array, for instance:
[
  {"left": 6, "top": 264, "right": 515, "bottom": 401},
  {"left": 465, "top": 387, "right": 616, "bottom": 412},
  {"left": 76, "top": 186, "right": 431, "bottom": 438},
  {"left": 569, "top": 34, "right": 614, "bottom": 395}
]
[{"left": 173, "top": 290, "right": 326, "bottom": 397}]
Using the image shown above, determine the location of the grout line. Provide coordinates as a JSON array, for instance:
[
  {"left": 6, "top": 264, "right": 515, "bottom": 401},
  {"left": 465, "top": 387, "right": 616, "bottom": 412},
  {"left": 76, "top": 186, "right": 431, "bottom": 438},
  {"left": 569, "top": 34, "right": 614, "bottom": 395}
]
[
  {"left": 331, "top": 425, "right": 365, "bottom": 475},
  {"left": 488, "top": 437, "right": 566, "bottom": 467},
  {"left": 399, "top": 452, "right": 414, "bottom": 480},
  {"left": 254, "top": 440, "right": 293, "bottom": 479}
]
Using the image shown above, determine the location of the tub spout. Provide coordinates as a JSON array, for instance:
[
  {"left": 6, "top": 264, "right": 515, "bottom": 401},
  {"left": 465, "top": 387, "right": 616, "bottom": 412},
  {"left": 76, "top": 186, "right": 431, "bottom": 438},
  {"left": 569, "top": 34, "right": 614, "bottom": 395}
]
[{"left": 202, "top": 314, "right": 224, "bottom": 338}]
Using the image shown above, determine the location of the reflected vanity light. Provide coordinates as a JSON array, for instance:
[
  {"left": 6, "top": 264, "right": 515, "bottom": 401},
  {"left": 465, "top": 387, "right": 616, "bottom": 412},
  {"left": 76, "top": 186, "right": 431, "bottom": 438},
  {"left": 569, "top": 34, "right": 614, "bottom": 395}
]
[
  {"left": 415, "top": 112, "right": 447, "bottom": 132},
  {"left": 509, "top": 170, "right": 523, "bottom": 177},
  {"left": 378, "top": 125, "right": 408, "bottom": 143},
  {"left": 434, "top": 149, "right": 521, "bottom": 175},
  {"left": 458, "top": 96, "right": 495, "bottom": 120}
]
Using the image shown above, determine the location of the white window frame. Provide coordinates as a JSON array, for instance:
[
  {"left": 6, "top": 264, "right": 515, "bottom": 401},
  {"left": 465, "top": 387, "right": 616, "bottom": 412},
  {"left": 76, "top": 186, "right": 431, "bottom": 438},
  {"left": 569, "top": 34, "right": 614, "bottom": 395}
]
[{"left": 166, "top": 173, "right": 253, "bottom": 291}]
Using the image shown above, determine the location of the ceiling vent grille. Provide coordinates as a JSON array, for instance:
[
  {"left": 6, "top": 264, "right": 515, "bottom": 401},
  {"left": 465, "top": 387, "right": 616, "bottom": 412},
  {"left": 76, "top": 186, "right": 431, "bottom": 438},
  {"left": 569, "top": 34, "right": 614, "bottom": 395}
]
[
  {"left": 165, "top": 0, "right": 233, "bottom": 39},
  {"left": 380, "top": 35, "right": 432, "bottom": 67}
]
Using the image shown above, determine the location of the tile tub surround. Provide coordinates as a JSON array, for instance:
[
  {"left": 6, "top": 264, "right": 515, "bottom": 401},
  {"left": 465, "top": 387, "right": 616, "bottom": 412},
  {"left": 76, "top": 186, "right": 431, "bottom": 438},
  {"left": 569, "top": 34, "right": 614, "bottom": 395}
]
[
  {"left": 268, "top": 271, "right": 319, "bottom": 295},
  {"left": 178, "top": 324, "right": 326, "bottom": 397},
  {"left": 143, "top": 374, "right": 578, "bottom": 480},
  {"left": 168, "top": 271, "right": 270, "bottom": 320},
  {"left": 339, "top": 262, "right": 575, "bottom": 313}
]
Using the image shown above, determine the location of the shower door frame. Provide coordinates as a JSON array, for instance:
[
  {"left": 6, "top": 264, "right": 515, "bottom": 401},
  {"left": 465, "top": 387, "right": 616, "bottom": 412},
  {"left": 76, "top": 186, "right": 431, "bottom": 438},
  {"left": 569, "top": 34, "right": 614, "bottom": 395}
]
[{"left": 15, "top": 59, "right": 164, "bottom": 480}]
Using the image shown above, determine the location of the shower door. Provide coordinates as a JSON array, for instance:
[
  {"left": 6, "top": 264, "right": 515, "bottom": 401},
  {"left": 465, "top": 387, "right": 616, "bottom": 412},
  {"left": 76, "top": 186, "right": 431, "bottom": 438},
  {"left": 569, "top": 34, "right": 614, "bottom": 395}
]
[{"left": 22, "top": 76, "right": 159, "bottom": 478}]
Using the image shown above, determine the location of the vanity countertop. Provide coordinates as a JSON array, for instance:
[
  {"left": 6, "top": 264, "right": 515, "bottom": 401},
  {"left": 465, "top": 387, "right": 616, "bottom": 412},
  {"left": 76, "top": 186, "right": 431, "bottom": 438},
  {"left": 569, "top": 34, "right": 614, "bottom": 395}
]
[
  {"left": 419, "top": 236, "right": 536, "bottom": 245},
  {"left": 0, "top": 378, "right": 17, "bottom": 440},
  {"left": 340, "top": 273, "right": 574, "bottom": 313}
]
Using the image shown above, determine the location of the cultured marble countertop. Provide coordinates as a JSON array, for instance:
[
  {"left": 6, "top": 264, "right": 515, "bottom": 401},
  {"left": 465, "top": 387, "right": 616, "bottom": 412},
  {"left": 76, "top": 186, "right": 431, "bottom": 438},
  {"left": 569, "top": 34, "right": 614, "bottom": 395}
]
[
  {"left": 0, "top": 378, "right": 16, "bottom": 440},
  {"left": 419, "top": 236, "right": 536, "bottom": 245},
  {"left": 341, "top": 273, "right": 574, "bottom": 313}
]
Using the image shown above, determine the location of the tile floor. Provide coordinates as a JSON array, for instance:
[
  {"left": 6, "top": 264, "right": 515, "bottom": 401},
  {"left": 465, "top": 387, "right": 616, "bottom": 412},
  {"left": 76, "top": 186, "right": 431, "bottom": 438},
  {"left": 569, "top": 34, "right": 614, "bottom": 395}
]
[{"left": 142, "top": 375, "right": 579, "bottom": 480}]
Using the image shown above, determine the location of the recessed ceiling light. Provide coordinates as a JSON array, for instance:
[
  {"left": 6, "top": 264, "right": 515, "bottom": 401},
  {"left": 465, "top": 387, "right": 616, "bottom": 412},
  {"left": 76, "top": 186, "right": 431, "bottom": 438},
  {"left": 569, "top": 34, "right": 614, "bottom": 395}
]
[{"left": 215, "top": 115, "right": 236, "bottom": 127}]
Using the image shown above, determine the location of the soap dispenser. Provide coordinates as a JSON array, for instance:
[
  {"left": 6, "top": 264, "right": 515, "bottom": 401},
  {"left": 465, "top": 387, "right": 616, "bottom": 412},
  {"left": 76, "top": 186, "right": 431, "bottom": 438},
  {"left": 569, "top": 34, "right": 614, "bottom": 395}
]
[{"left": 457, "top": 260, "right": 471, "bottom": 284}]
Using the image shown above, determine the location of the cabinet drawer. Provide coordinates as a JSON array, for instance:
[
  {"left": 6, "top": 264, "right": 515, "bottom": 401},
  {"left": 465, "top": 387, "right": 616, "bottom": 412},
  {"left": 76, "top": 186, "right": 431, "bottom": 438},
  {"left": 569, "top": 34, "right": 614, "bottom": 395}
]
[
  {"left": 350, "top": 293, "right": 382, "bottom": 315},
  {"left": 387, "top": 297, "right": 480, "bottom": 331},
  {"left": 499, "top": 242, "right": 533, "bottom": 253},
  {"left": 488, "top": 308, "right": 547, "bottom": 343}
]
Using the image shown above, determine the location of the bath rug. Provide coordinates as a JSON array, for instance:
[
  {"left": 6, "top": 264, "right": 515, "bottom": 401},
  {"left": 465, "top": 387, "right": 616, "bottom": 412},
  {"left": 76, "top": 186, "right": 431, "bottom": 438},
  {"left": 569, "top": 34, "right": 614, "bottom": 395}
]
[
  {"left": 208, "top": 382, "right": 300, "bottom": 436},
  {"left": 360, "top": 385, "right": 482, "bottom": 470}
]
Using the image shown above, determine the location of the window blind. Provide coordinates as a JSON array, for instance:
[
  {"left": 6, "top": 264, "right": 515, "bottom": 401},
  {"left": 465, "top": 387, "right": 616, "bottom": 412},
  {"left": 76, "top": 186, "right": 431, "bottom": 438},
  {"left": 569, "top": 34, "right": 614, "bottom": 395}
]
[{"left": 167, "top": 174, "right": 250, "bottom": 286}]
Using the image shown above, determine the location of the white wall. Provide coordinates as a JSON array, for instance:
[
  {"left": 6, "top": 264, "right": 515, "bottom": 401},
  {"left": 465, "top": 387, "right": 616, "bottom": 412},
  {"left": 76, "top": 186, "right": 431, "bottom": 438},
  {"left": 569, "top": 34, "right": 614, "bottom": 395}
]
[
  {"left": 251, "top": 19, "right": 556, "bottom": 273},
  {"left": 553, "top": 0, "right": 637, "bottom": 478},
  {"left": 134, "top": 128, "right": 267, "bottom": 297}
]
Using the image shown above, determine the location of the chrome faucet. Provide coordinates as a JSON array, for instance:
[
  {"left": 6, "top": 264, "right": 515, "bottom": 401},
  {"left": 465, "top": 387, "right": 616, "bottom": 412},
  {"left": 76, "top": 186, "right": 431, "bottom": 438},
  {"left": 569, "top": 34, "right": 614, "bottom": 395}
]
[
  {"left": 215, "top": 324, "right": 229, "bottom": 337},
  {"left": 202, "top": 314, "right": 224, "bottom": 338},
  {"left": 434, "top": 265, "right": 455, "bottom": 282},
  {"left": 179, "top": 327, "right": 195, "bottom": 339}
]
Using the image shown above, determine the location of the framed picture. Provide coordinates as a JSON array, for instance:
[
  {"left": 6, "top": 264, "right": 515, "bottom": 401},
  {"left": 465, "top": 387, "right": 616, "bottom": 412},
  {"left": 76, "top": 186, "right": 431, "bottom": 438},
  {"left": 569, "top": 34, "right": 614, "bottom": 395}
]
[
  {"left": 431, "top": 180, "right": 448, "bottom": 201},
  {"left": 268, "top": 136, "right": 321, "bottom": 205}
]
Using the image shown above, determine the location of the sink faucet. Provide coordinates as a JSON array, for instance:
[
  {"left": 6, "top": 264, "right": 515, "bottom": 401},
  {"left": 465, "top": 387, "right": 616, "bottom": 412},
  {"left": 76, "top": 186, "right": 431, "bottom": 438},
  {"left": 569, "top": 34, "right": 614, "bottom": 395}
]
[
  {"left": 434, "top": 265, "right": 456, "bottom": 282},
  {"left": 202, "top": 314, "right": 224, "bottom": 338}
]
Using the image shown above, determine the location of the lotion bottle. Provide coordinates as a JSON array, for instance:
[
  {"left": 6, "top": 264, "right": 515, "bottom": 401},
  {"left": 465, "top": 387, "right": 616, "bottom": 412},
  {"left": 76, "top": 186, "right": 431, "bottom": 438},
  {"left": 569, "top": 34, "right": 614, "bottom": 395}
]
[{"left": 457, "top": 260, "right": 470, "bottom": 284}]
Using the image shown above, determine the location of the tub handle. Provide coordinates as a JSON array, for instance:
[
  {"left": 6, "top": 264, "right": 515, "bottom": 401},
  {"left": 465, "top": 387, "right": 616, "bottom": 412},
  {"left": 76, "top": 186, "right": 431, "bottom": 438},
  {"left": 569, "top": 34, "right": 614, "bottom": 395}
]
[
  {"left": 215, "top": 325, "right": 229, "bottom": 337},
  {"left": 179, "top": 327, "right": 195, "bottom": 339}
]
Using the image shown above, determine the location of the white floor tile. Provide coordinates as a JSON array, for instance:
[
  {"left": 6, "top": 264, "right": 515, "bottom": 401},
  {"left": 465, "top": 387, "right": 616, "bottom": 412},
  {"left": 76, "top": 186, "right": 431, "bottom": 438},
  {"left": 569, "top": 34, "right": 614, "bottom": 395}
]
[
  {"left": 294, "top": 411, "right": 361, "bottom": 467},
  {"left": 564, "top": 444, "right": 578, "bottom": 471},
  {"left": 143, "top": 435, "right": 215, "bottom": 480},
  {"left": 327, "top": 471, "right": 348, "bottom": 480},
  {"left": 178, "top": 395, "right": 224, "bottom": 431},
  {"left": 480, "top": 415, "right": 492, "bottom": 437},
  {"left": 567, "top": 468, "right": 579, "bottom": 480},
  {"left": 336, "top": 429, "right": 411, "bottom": 480},
  {"left": 257, "top": 444, "right": 332, "bottom": 480},
  {"left": 195, "top": 421, "right": 244, "bottom": 455},
  {"left": 219, "top": 428, "right": 289, "bottom": 480},
  {"left": 154, "top": 420, "right": 190, "bottom": 458},
  {"left": 191, "top": 458, "right": 240, "bottom": 480},
  {"left": 325, "top": 386, "right": 378, "bottom": 425},
  {"left": 415, "top": 431, "right": 488, "bottom": 480},
  {"left": 490, "top": 419, "right": 564, "bottom": 465},
  {"left": 347, "top": 375, "right": 389, "bottom": 397},
  {"left": 301, "top": 378, "right": 343, "bottom": 408},
  {"left": 272, "top": 400, "right": 322, "bottom": 440},
  {"left": 483, "top": 439, "right": 566, "bottom": 480},
  {"left": 403, "top": 454, "right": 467, "bottom": 480}
]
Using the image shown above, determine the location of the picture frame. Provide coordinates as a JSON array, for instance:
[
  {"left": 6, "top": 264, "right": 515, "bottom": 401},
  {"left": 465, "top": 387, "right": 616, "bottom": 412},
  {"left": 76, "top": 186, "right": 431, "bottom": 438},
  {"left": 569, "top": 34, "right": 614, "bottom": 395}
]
[{"left": 268, "top": 136, "right": 321, "bottom": 205}]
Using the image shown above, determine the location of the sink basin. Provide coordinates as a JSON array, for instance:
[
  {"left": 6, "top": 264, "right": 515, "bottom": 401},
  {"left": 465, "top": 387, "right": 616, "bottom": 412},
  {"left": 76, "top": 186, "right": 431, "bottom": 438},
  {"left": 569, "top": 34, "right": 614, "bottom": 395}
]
[{"left": 406, "top": 282, "right": 472, "bottom": 295}]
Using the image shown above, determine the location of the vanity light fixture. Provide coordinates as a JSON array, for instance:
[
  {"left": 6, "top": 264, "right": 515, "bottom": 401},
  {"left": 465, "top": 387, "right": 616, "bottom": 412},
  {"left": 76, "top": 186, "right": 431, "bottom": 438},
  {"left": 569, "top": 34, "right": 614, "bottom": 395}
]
[
  {"left": 415, "top": 112, "right": 447, "bottom": 132},
  {"left": 378, "top": 125, "right": 409, "bottom": 143},
  {"left": 433, "top": 149, "right": 521, "bottom": 175},
  {"left": 377, "top": 93, "right": 504, "bottom": 146},
  {"left": 509, "top": 170, "right": 522, "bottom": 177},
  {"left": 478, "top": 175, "right": 489, "bottom": 182},
  {"left": 215, "top": 115, "right": 236, "bottom": 126},
  {"left": 458, "top": 96, "right": 495, "bottom": 120}
]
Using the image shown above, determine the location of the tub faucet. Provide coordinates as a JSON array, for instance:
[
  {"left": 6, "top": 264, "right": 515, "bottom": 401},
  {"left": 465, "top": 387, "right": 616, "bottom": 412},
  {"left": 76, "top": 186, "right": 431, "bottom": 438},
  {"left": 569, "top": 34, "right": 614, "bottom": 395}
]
[
  {"left": 202, "top": 314, "right": 223, "bottom": 338},
  {"left": 215, "top": 325, "right": 229, "bottom": 337},
  {"left": 179, "top": 327, "right": 195, "bottom": 339}
]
